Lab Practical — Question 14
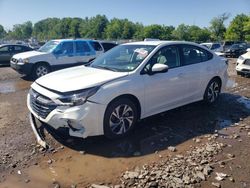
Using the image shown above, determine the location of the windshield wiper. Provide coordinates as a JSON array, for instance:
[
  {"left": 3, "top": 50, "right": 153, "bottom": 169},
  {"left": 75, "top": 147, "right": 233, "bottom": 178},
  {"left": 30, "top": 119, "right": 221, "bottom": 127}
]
[{"left": 91, "top": 65, "right": 118, "bottom": 72}]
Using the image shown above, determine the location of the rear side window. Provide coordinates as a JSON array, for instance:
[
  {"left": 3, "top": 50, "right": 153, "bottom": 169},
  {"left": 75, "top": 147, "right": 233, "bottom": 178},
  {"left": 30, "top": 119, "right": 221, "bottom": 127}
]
[
  {"left": 76, "top": 41, "right": 91, "bottom": 53},
  {"left": 14, "top": 46, "right": 23, "bottom": 52},
  {"left": 181, "top": 45, "right": 213, "bottom": 65},
  {"left": 90, "top": 41, "right": 103, "bottom": 51}
]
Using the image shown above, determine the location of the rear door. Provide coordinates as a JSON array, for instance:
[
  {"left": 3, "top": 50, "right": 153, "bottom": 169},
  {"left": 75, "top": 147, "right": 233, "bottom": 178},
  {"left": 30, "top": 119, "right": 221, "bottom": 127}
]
[{"left": 179, "top": 44, "right": 214, "bottom": 100}]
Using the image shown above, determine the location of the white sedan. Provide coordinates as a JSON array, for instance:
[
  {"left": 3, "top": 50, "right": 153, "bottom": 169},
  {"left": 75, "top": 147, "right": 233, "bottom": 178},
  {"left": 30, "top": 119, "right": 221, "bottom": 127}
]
[{"left": 27, "top": 41, "right": 228, "bottom": 146}]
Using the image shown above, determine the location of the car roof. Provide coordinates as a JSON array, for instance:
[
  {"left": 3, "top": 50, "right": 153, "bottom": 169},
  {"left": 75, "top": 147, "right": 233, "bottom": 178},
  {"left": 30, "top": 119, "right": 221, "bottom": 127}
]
[
  {"left": 0, "top": 44, "right": 29, "bottom": 47},
  {"left": 52, "top": 39, "right": 94, "bottom": 42},
  {"left": 123, "top": 40, "right": 201, "bottom": 46}
]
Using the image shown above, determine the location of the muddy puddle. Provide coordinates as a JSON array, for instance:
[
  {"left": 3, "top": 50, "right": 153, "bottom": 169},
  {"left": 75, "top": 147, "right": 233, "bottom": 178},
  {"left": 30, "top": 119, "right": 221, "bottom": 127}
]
[{"left": 0, "top": 80, "right": 31, "bottom": 94}]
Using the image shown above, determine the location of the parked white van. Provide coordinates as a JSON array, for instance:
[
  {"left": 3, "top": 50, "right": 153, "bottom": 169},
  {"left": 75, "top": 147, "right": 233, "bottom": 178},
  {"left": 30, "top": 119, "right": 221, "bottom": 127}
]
[{"left": 11, "top": 39, "right": 104, "bottom": 78}]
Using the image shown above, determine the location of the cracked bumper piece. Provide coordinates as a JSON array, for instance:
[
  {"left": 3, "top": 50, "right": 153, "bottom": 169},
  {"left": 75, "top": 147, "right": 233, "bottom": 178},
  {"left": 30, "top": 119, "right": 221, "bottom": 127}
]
[
  {"left": 29, "top": 113, "right": 47, "bottom": 148},
  {"left": 27, "top": 93, "right": 106, "bottom": 139}
]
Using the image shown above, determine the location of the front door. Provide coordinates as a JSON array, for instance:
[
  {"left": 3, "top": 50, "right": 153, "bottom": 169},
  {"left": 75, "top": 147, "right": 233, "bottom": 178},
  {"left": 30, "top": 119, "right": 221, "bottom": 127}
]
[
  {"left": 52, "top": 41, "right": 76, "bottom": 69},
  {"left": 143, "top": 45, "right": 188, "bottom": 116}
]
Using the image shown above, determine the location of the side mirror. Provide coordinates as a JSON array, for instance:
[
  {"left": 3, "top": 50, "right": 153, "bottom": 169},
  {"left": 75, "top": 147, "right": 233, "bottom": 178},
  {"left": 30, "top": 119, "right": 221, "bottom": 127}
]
[{"left": 151, "top": 63, "right": 168, "bottom": 74}]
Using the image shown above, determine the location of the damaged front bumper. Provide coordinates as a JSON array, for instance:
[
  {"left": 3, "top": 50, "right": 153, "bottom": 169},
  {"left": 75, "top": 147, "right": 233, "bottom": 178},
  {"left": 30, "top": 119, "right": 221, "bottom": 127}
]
[
  {"left": 27, "top": 92, "right": 106, "bottom": 146},
  {"left": 29, "top": 113, "right": 47, "bottom": 148}
]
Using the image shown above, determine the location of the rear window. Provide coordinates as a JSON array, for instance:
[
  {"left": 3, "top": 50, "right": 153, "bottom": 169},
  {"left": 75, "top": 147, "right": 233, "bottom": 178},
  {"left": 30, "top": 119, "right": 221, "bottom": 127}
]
[
  {"left": 101, "top": 42, "right": 117, "bottom": 52},
  {"left": 90, "top": 41, "right": 103, "bottom": 51}
]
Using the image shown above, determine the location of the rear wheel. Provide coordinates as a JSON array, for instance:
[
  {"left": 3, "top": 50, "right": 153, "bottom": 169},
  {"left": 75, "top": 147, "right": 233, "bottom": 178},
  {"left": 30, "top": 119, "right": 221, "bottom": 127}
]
[
  {"left": 33, "top": 63, "right": 50, "bottom": 79},
  {"left": 104, "top": 98, "right": 138, "bottom": 139},
  {"left": 204, "top": 78, "right": 221, "bottom": 104}
]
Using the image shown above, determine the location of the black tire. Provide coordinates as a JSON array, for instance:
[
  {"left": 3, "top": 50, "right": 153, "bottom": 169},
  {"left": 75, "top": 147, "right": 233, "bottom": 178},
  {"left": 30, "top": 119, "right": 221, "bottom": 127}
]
[
  {"left": 203, "top": 78, "right": 221, "bottom": 104},
  {"left": 32, "top": 63, "right": 50, "bottom": 79},
  {"left": 236, "top": 71, "right": 241, "bottom": 76},
  {"left": 104, "top": 98, "right": 138, "bottom": 139}
]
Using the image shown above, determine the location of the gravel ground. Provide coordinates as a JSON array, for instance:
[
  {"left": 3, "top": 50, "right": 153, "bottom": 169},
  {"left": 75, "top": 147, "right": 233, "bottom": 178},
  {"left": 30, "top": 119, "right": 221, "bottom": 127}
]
[{"left": 0, "top": 59, "right": 250, "bottom": 188}]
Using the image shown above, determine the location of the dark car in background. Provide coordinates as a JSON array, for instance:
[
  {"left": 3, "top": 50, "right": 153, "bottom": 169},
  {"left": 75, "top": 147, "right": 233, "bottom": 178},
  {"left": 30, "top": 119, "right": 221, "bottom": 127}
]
[
  {"left": 224, "top": 43, "right": 247, "bottom": 58},
  {"left": 100, "top": 41, "right": 118, "bottom": 52},
  {"left": 0, "top": 44, "right": 33, "bottom": 65}
]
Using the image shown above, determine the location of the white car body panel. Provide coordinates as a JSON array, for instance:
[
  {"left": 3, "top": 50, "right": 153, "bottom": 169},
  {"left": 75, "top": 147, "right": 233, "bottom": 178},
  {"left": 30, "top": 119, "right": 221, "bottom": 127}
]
[
  {"left": 27, "top": 41, "right": 228, "bottom": 140},
  {"left": 36, "top": 66, "right": 129, "bottom": 93},
  {"left": 236, "top": 52, "right": 250, "bottom": 74}
]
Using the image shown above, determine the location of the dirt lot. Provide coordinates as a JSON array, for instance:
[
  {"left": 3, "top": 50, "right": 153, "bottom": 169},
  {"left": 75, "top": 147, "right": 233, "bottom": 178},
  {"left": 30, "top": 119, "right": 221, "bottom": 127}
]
[{"left": 0, "top": 59, "right": 250, "bottom": 188}]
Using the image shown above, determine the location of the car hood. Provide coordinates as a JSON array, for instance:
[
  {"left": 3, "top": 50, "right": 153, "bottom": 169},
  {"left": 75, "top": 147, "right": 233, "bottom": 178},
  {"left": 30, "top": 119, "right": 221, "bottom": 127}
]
[
  {"left": 35, "top": 66, "right": 129, "bottom": 93},
  {"left": 12, "top": 50, "right": 46, "bottom": 59}
]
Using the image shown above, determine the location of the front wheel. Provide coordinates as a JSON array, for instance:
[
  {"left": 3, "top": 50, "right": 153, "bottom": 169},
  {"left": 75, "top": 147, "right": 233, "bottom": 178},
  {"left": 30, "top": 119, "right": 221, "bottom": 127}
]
[
  {"left": 33, "top": 63, "right": 50, "bottom": 79},
  {"left": 104, "top": 98, "right": 138, "bottom": 139},
  {"left": 203, "top": 78, "right": 221, "bottom": 104}
]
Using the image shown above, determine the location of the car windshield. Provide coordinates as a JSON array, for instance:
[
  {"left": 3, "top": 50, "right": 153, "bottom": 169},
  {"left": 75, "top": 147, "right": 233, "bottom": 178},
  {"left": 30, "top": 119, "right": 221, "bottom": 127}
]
[
  {"left": 38, "top": 41, "right": 59, "bottom": 53},
  {"left": 230, "top": 44, "right": 239, "bottom": 49},
  {"left": 201, "top": 44, "right": 212, "bottom": 49},
  {"left": 90, "top": 44, "right": 155, "bottom": 72}
]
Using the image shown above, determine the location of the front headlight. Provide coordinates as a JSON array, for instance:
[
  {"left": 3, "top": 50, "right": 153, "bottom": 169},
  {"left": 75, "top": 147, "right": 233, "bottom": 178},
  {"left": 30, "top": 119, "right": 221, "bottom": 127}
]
[
  {"left": 58, "top": 86, "right": 100, "bottom": 106},
  {"left": 17, "top": 58, "right": 29, "bottom": 65}
]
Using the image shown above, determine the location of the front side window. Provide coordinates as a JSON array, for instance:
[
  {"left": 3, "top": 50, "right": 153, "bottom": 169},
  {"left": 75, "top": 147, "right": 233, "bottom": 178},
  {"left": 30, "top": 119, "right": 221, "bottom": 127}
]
[
  {"left": 91, "top": 44, "right": 155, "bottom": 72},
  {"left": 61, "top": 42, "right": 74, "bottom": 54},
  {"left": 148, "top": 46, "right": 180, "bottom": 69},
  {"left": 14, "top": 46, "right": 23, "bottom": 52},
  {"left": 76, "top": 41, "right": 91, "bottom": 53},
  {"left": 181, "top": 45, "right": 212, "bottom": 65}
]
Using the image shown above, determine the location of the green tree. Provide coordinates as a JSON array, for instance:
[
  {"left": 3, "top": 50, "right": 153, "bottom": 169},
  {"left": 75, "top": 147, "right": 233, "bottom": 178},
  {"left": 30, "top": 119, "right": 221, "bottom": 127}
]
[
  {"left": 188, "top": 25, "right": 211, "bottom": 42},
  {"left": 0, "top": 24, "right": 6, "bottom": 39},
  {"left": 133, "top": 23, "right": 144, "bottom": 40},
  {"left": 121, "top": 20, "right": 136, "bottom": 39},
  {"left": 161, "top": 25, "right": 175, "bottom": 40},
  {"left": 209, "top": 13, "right": 230, "bottom": 41},
  {"left": 33, "top": 18, "right": 60, "bottom": 40},
  {"left": 244, "top": 17, "right": 250, "bottom": 41},
  {"left": 82, "top": 15, "right": 108, "bottom": 39},
  {"left": 69, "top": 18, "right": 82, "bottom": 38},
  {"left": 172, "top": 24, "right": 190, "bottom": 41},
  {"left": 225, "top": 14, "right": 249, "bottom": 41},
  {"left": 7, "top": 21, "right": 33, "bottom": 40},
  {"left": 143, "top": 24, "right": 165, "bottom": 39},
  {"left": 105, "top": 18, "right": 124, "bottom": 39}
]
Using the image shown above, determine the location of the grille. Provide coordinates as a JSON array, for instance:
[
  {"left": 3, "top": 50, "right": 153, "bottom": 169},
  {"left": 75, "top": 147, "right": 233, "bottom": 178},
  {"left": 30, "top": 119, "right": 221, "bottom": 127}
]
[{"left": 29, "top": 89, "right": 57, "bottom": 119}]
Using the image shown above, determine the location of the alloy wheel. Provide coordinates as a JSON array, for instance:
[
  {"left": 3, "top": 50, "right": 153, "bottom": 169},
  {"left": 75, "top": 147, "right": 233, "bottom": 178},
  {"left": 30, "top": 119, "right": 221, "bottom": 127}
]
[{"left": 109, "top": 104, "right": 134, "bottom": 135}]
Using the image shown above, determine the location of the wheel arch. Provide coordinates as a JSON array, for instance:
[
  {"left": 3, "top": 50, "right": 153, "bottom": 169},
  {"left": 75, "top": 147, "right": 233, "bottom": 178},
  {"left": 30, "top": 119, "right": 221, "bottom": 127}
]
[{"left": 106, "top": 94, "right": 142, "bottom": 120}]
